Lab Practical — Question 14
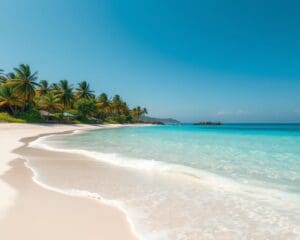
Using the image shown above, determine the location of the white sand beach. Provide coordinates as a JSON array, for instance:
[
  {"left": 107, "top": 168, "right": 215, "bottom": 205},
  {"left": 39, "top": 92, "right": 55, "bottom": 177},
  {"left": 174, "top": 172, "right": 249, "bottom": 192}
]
[{"left": 0, "top": 123, "right": 138, "bottom": 240}]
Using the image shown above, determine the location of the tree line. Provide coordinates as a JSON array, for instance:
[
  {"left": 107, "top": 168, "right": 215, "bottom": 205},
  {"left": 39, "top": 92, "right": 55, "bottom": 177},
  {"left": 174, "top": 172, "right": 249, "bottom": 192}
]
[{"left": 0, "top": 64, "right": 147, "bottom": 123}]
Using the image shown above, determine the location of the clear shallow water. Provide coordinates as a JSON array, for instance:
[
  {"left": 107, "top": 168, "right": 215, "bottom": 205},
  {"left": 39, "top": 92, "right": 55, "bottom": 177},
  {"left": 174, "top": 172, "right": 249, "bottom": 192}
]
[
  {"left": 50, "top": 124, "right": 300, "bottom": 193},
  {"left": 32, "top": 124, "right": 300, "bottom": 239}
]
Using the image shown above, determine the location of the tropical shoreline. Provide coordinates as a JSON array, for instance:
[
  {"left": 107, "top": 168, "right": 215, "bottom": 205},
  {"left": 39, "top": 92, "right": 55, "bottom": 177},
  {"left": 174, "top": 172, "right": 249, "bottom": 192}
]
[
  {"left": 31, "top": 123, "right": 299, "bottom": 239},
  {"left": 0, "top": 123, "right": 143, "bottom": 240},
  {"left": 1, "top": 123, "right": 299, "bottom": 239}
]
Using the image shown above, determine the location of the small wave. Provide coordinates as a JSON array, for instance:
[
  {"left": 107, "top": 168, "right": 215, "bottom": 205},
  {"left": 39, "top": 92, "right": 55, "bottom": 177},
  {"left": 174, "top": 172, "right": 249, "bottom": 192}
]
[
  {"left": 29, "top": 134, "right": 300, "bottom": 208},
  {"left": 22, "top": 156, "right": 146, "bottom": 240}
]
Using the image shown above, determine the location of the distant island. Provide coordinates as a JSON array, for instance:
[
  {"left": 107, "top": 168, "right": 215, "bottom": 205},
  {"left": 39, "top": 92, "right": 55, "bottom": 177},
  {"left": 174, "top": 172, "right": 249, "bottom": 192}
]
[
  {"left": 140, "top": 116, "right": 181, "bottom": 125},
  {"left": 193, "top": 121, "right": 222, "bottom": 125}
]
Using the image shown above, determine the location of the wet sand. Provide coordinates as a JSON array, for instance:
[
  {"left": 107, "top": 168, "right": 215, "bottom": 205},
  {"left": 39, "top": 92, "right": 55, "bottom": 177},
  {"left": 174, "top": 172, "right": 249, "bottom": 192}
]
[{"left": 0, "top": 123, "right": 138, "bottom": 240}]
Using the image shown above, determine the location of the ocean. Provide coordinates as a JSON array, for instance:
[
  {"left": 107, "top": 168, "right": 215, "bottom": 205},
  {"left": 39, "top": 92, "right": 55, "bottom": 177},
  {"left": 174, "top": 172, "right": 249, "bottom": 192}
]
[{"left": 30, "top": 124, "right": 300, "bottom": 239}]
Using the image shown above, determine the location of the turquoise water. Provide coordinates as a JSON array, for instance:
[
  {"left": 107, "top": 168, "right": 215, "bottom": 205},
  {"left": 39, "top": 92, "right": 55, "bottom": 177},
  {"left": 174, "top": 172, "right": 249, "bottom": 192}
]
[
  {"left": 55, "top": 124, "right": 300, "bottom": 193},
  {"left": 36, "top": 124, "right": 300, "bottom": 239}
]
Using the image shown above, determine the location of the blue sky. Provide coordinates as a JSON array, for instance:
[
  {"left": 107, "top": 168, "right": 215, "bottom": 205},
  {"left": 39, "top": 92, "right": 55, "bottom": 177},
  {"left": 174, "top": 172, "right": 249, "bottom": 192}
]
[{"left": 1, "top": 0, "right": 299, "bottom": 122}]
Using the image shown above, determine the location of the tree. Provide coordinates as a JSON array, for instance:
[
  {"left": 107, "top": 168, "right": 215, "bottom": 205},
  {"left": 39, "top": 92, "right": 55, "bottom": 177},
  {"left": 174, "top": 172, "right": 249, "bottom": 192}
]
[
  {"left": 56, "top": 80, "right": 74, "bottom": 110},
  {"left": 0, "top": 69, "right": 7, "bottom": 85},
  {"left": 97, "top": 93, "right": 109, "bottom": 105},
  {"left": 96, "top": 93, "right": 110, "bottom": 120},
  {"left": 135, "top": 106, "right": 143, "bottom": 119},
  {"left": 111, "top": 94, "right": 123, "bottom": 117},
  {"left": 50, "top": 82, "right": 60, "bottom": 91},
  {"left": 131, "top": 106, "right": 148, "bottom": 120},
  {"left": 0, "top": 85, "right": 23, "bottom": 116},
  {"left": 37, "top": 80, "right": 50, "bottom": 96},
  {"left": 76, "top": 81, "right": 95, "bottom": 99},
  {"left": 8, "top": 64, "right": 39, "bottom": 104},
  {"left": 136, "top": 106, "right": 142, "bottom": 118},
  {"left": 108, "top": 94, "right": 132, "bottom": 123},
  {"left": 0, "top": 64, "right": 146, "bottom": 124},
  {"left": 142, "top": 107, "right": 148, "bottom": 115},
  {"left": 75, "top": 98, "right": 97, "bottom": 120},
  {"left": 39, "top": 92, "right": 63, "bottom": 112}
]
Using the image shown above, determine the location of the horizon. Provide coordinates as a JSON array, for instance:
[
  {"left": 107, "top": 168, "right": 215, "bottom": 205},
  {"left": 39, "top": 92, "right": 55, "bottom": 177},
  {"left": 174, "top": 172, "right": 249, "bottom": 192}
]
[{"left": 1, "top": 0, "right": 299, "bottom": 123}]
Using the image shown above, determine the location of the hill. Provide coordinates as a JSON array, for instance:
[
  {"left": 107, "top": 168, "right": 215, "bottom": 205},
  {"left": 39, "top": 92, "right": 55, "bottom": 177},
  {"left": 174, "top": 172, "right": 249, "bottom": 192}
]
[{"left": 140, "top": 116, "right": 181, "bottom": 125}]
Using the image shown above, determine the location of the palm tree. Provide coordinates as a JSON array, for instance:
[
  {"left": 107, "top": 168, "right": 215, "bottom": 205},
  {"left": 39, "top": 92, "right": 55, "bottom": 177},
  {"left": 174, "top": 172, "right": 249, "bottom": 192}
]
[
  {"left": 97, "top": 93, "right": 109, "bottom": 105},
  {"left": 56, "top": 79, "right": 74, "bottom": 110},
  {"left": 111, "top": 94, "right": 123, "bottom": 116},
  {"left": 9, "top": 64, "right": 39, "bottom": 100},
  {"left": 37, "top": 80, "right": 50, "bottom": 96},
  {"left": 96, "top": 93, "right": 111, "bottom": 118},
  {"left": 142, "top": 107, "right": 148, "bottom": 115},
  {"left": 0, "top": 85, "right": 23, "bottom": 116},
  {"left": 119, "top": 102, "right": 129, "bottom": 115},
  {"left": 6, "top": 72, "right": 16, "bottom": 79},
  {"left": 0, "top": 69, "right": 6, "bottom": 84},
  {"left": 8, "top": 64, "right": 39, "bottom": 106},
  {"left": 135, "top": 106, "right": 143, "bottom": 119},
  {"left": 50, "top": 82, "right": 60, "bottom": 91},
  {"left": 39, "top": 92, "right": 63, "bottom": 112},
  {"left": 76, "top": 81, "right": 95, "bottom": 99},
  {"left": 131, "top": 106, "right": 147, "bottom": 120}
]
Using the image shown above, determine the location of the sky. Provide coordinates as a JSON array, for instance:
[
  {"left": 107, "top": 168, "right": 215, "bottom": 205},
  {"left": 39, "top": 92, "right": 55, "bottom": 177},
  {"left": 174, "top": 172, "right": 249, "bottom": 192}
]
[{"left": 0, "top": 0, "right": 300, "bottom": 122}]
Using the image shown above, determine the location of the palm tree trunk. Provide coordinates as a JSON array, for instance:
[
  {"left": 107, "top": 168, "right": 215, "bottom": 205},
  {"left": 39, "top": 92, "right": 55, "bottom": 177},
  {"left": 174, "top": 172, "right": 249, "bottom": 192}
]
[{"left": 9, "top": 104, "right": 16, "bottom": 116}]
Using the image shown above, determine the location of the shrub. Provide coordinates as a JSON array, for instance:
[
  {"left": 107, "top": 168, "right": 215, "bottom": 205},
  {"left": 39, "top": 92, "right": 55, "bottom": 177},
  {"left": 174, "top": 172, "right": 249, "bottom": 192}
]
[
  {"left": 74, "top": 99, "right": 96, "bottom": 120},
  {"left": 18, "top": 110, "right": 44, "bottom": 123},
  {"left": 0, "top": 112, "right": 26, "bottom": 123}
]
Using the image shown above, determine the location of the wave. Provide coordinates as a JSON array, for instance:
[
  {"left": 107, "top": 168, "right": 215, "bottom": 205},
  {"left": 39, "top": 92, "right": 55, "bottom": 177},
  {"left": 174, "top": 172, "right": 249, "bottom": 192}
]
[
  {"left": 29, "top": 132, "right": 300, "bottom": 209},
  {"left": 22, "top": 154, "right": 146, "bottom": 240}
]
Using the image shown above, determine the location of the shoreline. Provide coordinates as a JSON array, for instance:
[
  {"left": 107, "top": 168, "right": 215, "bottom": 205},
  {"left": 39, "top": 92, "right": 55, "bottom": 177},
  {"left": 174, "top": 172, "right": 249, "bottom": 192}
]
[
  {"left": 1, "top": 123, "right": 299, "bottom": 239},
  {"left": 0, "top": 123, "right": 142, "bottom": 240},
  {"left": 23, "top": 125, "right": 300, "bottom": 239},
  {"left": 30, "top": 127, "right": 300, "bottom": 205}
]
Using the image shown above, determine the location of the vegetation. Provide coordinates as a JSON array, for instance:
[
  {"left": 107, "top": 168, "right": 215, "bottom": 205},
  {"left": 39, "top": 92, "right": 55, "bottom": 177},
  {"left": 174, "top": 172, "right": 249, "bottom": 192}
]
[
  {"left": 0, "top": 112, "right": 25, "bottom": 123},
  {"left": 75, "top": 98, "right": 97, "bottom": 120},
  {"left": 0, "top": 64, "right": 148, "bottom": 123}
]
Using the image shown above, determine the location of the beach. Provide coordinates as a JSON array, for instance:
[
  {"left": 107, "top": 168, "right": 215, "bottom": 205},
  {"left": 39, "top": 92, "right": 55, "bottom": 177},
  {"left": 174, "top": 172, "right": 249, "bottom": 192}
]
[
  {"left": 0, "top": 123, "right": 138, "bottom": 240},
  {"left": 2, "top": 0, "right": 299, "bottom": 238},
  {"left": 0, "top": 123, "right": 299, "bottom": 240}
]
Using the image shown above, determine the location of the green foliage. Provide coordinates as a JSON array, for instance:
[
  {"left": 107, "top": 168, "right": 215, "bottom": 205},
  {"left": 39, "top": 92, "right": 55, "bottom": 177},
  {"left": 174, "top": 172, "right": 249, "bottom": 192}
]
[
  {"left": 75, "top": 98, "right": 97, "bottom": 120},
  {"left": 0, "top": 85, "right": 23, "bottom": 115},
  {"left": 131, "top": 106, "right": 148, "bottom": 121},
  {"left": 76, "top": 81, "right": 95, "bottom": 99},
  {"left": 0, "top": 64, "right": 148, "bottom": 124},
  {"left": 96, "top": 92, "right": 110, "bottom": 120},
  {"left": 8, "top": 64, "right": 39, "bottom": 103},
  {"left": 56, "top": 80, "right": 74, "bottom": 109},
  {"left": 66, "top": 109, "right": 78, "bottom": 116},
  {"left": 37, "top": 80, "right": 50, "bottom": 96},
  {"left": 18, "top": 110, "right": 44, "bottom": 123},
  {"left": 0, "top": 69, "right": 7, "bottom": 84},
  {"left": 0, "top": 112, "right": 26, "bottom": 123},
  {"left": 103, "top": 116, "right": 119, "bottom": 124},
  {"left": 39, "top": 92, "right": 63, "bottom": 112}
]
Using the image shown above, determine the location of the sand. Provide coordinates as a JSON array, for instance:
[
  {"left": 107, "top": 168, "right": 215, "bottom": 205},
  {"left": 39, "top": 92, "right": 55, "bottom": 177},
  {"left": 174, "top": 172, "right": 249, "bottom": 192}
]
[{"left": 0, "top": 123, "right": 138, "bottom": 240}]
